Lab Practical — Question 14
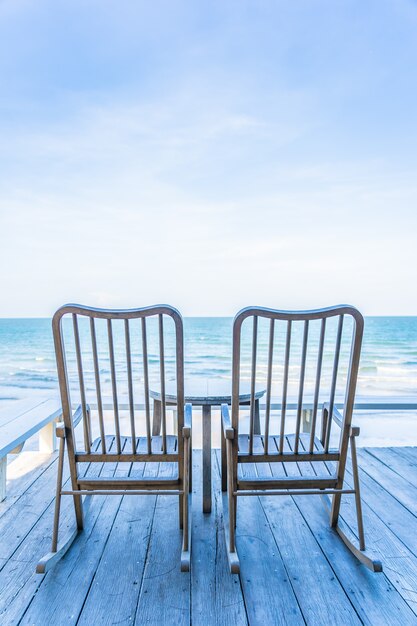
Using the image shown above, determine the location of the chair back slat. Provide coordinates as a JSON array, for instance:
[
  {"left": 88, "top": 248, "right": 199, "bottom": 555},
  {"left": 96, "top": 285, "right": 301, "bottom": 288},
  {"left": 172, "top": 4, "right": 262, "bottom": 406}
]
[
  {"left": 336, "top": 311, "right": 363, "bottom": 485},
  {"left": 72, "top": 314, "right": 91, "bottom": 453},
  {"left": 232, "top": 305, "right": 364, "bottom": 476},
  {"left": 248, "top": 316, "right": 258, "bottom": 455},
  {"left": 309, "top": 318, "right": 326, "bottom": 453},
  {"left": 141, "top": 317, "right": 152, "bottom": 454},
  {"left": 264, "top": 318, "right": 275, "bottom": 454},
  {"left": 90, "top": 317, "right": 106, "bottom": 453},
  {"left": 294, "top": 320, "right": 309, "bottom": 454},
  {"left": 107, "top": 319, "right": 122, "bottom": 454},
  {"left": 158, "top": 314, "right": 167, "bottom": 454},
  {"left": 174, "top": 315, "right": 185, "bottom": 459},
  {"left": 124, "top": 319, "right": 136, "bottom": 454},
  {"left": 53, "top": 304, "right": 184, "bottom": 465},
  {"left": 279, "top": 320, "right": 292, "bottom": 454},
  {"left": 324, "top": 314, "right": 344, "bottom": 453}
]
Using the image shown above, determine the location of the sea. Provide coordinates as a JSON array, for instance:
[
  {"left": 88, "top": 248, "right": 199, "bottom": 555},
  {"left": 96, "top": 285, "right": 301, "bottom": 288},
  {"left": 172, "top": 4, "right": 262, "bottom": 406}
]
[
  {"left": 0, "top": 316, "right": 416, "bottom": 445},
  {"left": 1, "top": 315, "right": 417, "bottom": 398}
]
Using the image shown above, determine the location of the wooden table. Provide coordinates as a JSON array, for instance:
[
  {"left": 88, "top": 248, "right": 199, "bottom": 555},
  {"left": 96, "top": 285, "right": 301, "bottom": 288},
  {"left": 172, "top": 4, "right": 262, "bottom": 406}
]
[{"left": 150, "top": 381, "right": 265, "bottom": 513}]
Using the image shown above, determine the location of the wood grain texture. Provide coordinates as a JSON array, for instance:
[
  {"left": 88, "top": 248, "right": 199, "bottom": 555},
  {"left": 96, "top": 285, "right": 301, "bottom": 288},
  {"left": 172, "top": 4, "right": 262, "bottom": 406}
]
[
  {"left": 1, "top": 447, "right": 417, "bottom": 625},
  {"left": 18, "top": 440, "right": 124, "bottom": 626},
  {"left": 192, "top": 451, "right": 247, "bottom": 626},
  {"left": 357, "top": 448, "right": 417, "bottom": 517}
]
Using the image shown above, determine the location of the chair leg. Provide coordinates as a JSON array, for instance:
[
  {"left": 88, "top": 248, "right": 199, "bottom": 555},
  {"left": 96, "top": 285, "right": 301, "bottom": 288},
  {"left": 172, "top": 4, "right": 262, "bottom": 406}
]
[
  {"left": 152, "top": 399, "right": 162, "bottom": 436},
  {"left": 254, "top": 399, "right": 261, "bottom": 435},
  {"left": 189, "top": 432, "right": 192, "bottom": 492},
  {"left": 179, "top": 493, "right": 184, "bottom": 529},
  {"left": 233, "top": 493, "right": 237, "bottom": 529},
  {"left": 73, "top": 493, "right": 84, "bottom": 530},
  {"left": 329, "top": 492, "right": 341, "bottom": 528},
  {"left": 36, "top": 436, "right": 82, "bottom": 574},
  {"left": 350, "top": 434, "right": 365, "bottom": 551},
  {"left": 221, "top": 439, "right": 240, "bottom": 574},
  {"left": 181, "top": 437, "right": 191, "bottom": 571},
  {"left": 221, "top": 431, "right": 227, "bottom": 492},
  {"left": 51, "top": 436, "right": 65, "bottom": 551},
  {"left": 321, "top": 434, "right": 382, "bottom": 573}
]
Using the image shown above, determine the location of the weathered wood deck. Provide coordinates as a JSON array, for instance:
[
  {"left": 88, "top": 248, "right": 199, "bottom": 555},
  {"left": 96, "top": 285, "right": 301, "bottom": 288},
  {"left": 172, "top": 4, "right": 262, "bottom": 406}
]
[{"left": 1, "top": 446, "right": 417, "bottom": 625}]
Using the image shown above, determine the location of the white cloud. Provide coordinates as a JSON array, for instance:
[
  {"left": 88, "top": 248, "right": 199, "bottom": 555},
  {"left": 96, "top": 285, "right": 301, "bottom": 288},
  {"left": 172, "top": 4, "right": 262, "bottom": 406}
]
[{"left": 1, "top": 2, "right": 417, "bottom": 315}]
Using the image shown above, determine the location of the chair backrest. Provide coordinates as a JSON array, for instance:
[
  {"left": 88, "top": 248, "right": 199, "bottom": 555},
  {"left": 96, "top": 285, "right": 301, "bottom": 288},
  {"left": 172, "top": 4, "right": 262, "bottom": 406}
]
[
  {"left": 52, "top": 304, "right": 184, "bottom": 463},
  {"left": 231, "top": 305, "right": 364, "bottom": 468}
]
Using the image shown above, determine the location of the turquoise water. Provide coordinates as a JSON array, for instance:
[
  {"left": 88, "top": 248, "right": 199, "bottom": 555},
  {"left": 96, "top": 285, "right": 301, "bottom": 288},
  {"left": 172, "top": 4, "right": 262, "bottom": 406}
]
[{"left": 0, "top": 317, "right": 417, "bottom": 404}]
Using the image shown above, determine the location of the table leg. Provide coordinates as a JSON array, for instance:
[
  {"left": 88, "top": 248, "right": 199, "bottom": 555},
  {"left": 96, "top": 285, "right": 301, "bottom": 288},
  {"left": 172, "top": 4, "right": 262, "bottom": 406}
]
[
  {"left": 221, "top": 425, "right": 227, "bottom": 492},
  {"left": 152, "top": 400, "right": 162, "bottom": 436},
  {"left": 254, "top": 399, "right": 261, "bottom": 435},
  {"left": 202, "top": 405, "right": 212, "bottom": 513}
]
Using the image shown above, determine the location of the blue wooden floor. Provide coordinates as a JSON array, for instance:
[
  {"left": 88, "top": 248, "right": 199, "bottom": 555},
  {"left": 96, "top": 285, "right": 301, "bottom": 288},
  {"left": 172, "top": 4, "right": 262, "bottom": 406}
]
[{"left": 0, "top": 447, "right": 416, "bottom": 625}]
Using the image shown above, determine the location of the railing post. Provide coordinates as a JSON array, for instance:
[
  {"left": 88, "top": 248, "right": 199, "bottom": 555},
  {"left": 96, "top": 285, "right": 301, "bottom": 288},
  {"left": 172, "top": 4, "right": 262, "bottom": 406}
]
[
  {"left": 0, "top": 456, "right": 6, "bottom": 501},
  {"left": 302, "top": 409, "right": 312, "bottom": 433},
  {"left": 39, "top": 421, "right": 57, "bottom": 453},
  {"left": 172, "top": 408, "right": 178, "bottom": 435}
]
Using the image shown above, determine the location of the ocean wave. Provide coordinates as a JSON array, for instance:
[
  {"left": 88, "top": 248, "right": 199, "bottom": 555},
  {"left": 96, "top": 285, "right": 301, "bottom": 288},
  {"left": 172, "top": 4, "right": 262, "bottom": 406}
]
[
  {"left": 2, "top": 317, "right": 417, "bottom": 397},
  {"left": 0, "top": 380, "right": 57, "bottom": 390},
  {"left": 359, "top": 365, "right": 378, "bottom": 374},
  {"left": 10, "top": 371, "right": 57, "bottom": 382}
]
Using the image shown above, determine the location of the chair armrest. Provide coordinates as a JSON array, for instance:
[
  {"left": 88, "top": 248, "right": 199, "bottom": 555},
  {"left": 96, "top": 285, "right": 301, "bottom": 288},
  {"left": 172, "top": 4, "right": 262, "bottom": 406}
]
[
  {"left": 72, "top": 405, "right": 84, "bottom": 429},
  {"left": 56, "top": 404, "right": 85, "bottom": 438},
  {"left": 182, "top": 403, "right": 192, "bottom": 438},
  {"left": 55, "top": 422, "right": 65, "bottom": 438},
  {"left": 323, "top": 403, "right": 360, "bottom": 437},
  {"left": 221, "top": 404, "right": 234, "bottom": 440},
  {"left": 331, "top": 405, "right": 344, "bottom": 429},
  {"left": 350, "top": 425, "right": 360, "bottom": 437}
]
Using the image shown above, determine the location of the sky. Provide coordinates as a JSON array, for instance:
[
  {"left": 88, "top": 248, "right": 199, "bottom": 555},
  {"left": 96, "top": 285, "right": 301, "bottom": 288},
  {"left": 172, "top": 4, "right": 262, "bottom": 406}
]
[{"left": 1, "top": 1, "right": 417, "bottom": 317}]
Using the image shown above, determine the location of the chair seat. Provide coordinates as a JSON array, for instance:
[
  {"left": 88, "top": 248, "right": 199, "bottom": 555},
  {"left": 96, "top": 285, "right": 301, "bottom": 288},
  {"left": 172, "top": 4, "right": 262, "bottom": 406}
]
[{"left": 237, "top": 433, "right": 338, "bottom": 486}]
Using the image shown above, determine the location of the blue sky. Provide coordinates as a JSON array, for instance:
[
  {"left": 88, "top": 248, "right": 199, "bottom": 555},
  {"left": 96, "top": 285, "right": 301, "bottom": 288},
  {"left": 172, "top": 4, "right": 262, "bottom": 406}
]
[{"left": 1, "top": 1, "right": 417, "bottom": 316}]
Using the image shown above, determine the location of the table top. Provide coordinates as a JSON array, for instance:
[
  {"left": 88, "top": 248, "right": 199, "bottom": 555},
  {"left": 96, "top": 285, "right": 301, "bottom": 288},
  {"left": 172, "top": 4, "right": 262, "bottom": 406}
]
[{"left": 149, "top": 380, "right": 265, "bottom": 405}]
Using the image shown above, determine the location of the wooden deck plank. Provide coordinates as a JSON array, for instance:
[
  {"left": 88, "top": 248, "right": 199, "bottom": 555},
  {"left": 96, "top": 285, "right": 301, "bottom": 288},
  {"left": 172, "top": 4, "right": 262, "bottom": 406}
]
[
  {"left": 392, "top": 446, "right": 417, "bottom": 466},
  {"left": 18, "top": 442, "right": 124, "bottom": 626},
  {"left": 0, "top": 451, "right": 56, "bottom": 519},
  {"left": 339, "top": 465, "right": 417, "bottom": 614},
  {"left": 292, "top": 493, "right": 417, "bottom": 625},
  {"left": 192, "top": 451, "right": 247, "bottom": 626},
  {"left": 0, "top": 451, "right": 98, "bottom": 625},
  {"left": 0, "top": 446, "right": 417, "bottom": 625},
  {"left": 235, "top": 498, "right": 305, "bottom": 625},
  {"left": 311, "top": 444, "right": 417, "bottom": 618},
  {"left": 345, "top": 462, "right": 417, "bottom": 559},
  {"left": 257, "top": 460, "right": 362, "bottom": 625},
  {"left": 233, "top": 447, "right": 305, "bottom": 626},
  {"left": 133, "top": 502, "right": 189, "bottom": 625},
  {"left": 271, "top": 444, "right": 417, "bottom": 625},
  {"left": 0, "top": 484, "right": 75, "bottom": 625},
  {"left": 20, "top": 498, "right": 122, "bottom": 626},
  {"left": 358, "top": 448, "right": 417, "bottom": 518},
  {"left": 77, "top": 464, "right": 156, "bottom": 624},
  {"left": 366, "top": 447, "right": 417, "bottom": 488},
  {"left": 0, "top": 455, "right": 67, "bottom": 569},
  {"left": 133, "top": 455, "right": 190, "bottom": 626}
]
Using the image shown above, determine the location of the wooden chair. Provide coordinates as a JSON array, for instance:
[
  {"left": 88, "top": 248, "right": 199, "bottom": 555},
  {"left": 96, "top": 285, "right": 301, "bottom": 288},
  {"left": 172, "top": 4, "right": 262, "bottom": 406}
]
[
  {"left": 37, "top": 304, "right": 192, "bottom": 573},
  {"left": 221, "top": 305, "right": 382, "bottom": 574}
]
